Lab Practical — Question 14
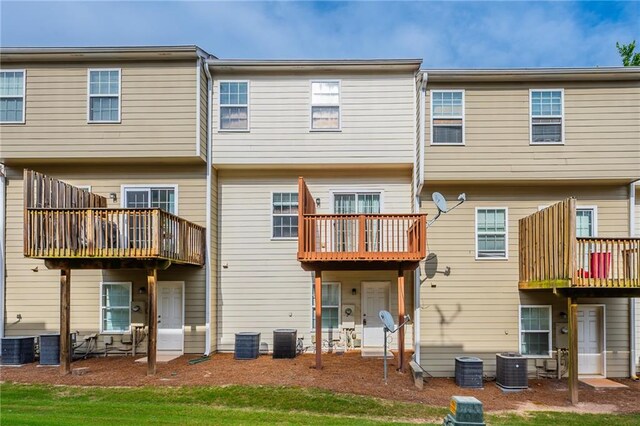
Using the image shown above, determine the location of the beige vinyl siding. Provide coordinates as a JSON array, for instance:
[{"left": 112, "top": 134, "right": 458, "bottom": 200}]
[
  {"left": 424, "top": 81, "right": 640, "bottom": 182},
  {"left": 3, "top": 164, "right": 208, "bottom": 353},
  {"left": 199, "top": 63, "right": 208, "bottom": 161},
  {"left": 212, "top": 72, "right": 416, "bottom": 166},
  {"left": 419, "top": 183, "right": 631, "bottom": 377},
  {"left": 1, "top": 61, "right": 201, "bottom": 162},
  {"left": 217, "top": 169, "right": 413, "bottom": 351}
]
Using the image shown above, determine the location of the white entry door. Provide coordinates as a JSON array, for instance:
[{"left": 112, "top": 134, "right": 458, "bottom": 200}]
[
  {"left": 577, "top": 305, "right": 605, "bottom": 376},
  {"left": 361, "top": 281, "right": 390, "bottom": 347},
  {"left": 158, "top": 281, "right": 184, "bottom": 353}
]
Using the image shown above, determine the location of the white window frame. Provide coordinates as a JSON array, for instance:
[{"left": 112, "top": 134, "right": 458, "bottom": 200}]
[
  {"left": 311, "top": 281, "right": 341, "bottom": 332},
  {"left": 430, "top": 89, "right": 465, "bottom": 145},
  {"left": 99, "top": 282, "right": 132, "bottom": 334},
  {"left": 475, "top": 207, "right": 509, "bottom": 260},
  {"left": 310, "top": 79, "right": 341, "bottom": 132},
  {"left": 271, "top": 191, "right": 299, "bottom": 241},
  {"left": 518, "top": 305, "right": 552, "bottom": 358},
  {"left": 576, "top": 206, "right": 598, "bottom": 237},
  {"left": 218, "top": 80, "right": 250, "bottom": 132},
  {"left": 87, "top": 68, "right": 121, "bottom": 124},
  {"left": 329, "top": 189, "right": 385, "bottom": 214},
  {"left": 0, "top": 69, "right": 26, "bottom": 124},
  {"left": 529, "top": 88, "right": 564, "bottom": 145},
  {"left": 538, "top": 204, "right": 598, "bottom": 237},
  {"left": 120, "top": 184, "right": 179, "bottom": 215}
]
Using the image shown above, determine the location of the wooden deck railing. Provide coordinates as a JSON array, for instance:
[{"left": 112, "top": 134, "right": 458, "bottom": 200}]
[
  {"left": 574, "top": 237, "right": 640, "bottom": 288},
  {"left": 519, "top": 198, "right": 576, "bottom": 287},
  {"left": 25, "top": 208, "right": 205, "bottom": 266},
  {"left": 296, "top": 177, "right": 426, "bottom": 263},
  {"left": 519, "top": 198, "right": 640, "bottom": 290},
  {"left": 298, "top": 214, "right": 426, "bottom": 262}
]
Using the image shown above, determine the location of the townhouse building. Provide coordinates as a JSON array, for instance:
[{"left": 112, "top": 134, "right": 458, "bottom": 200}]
[
  {"left": 418, "top": 68, "right": 640, "bottom": 380},
  {"left": 1, "top": 47, "right": 638, "bottom": 384},
  {"left": 0, "top": 47, "right": 218, "bottom": 373}
]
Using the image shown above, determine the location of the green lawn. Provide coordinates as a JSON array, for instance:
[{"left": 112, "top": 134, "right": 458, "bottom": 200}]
[{"left": 1, "top": 383, "right": 638, "bottom": 425}]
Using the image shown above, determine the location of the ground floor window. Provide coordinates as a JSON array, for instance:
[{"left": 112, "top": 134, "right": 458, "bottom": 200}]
[
  {"left": 312, "top": 282, "right": 340, "bottom": 330},
  {"left": 101, "top": 282, "right": 131, "bottom": 333},
  {"left": 519, "top": 305, "right": 552, "bottom": 357}
]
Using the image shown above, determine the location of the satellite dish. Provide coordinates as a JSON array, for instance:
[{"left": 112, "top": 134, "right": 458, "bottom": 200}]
[
  {"left": 432, "top": 192, "right": 448, "bottom": 213},
  {"left": 378, "top": 310, "right": 395, "bottom": 331}
]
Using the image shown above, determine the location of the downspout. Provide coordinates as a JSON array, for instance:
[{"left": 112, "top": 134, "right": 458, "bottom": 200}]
[
  {"left": 631, "top": 181, "right": 638, "bottom": 379},
  {"left": 0, "top": 164, "right": 5, "bottom": 348},
  {"left": 414, "top": 72, "right": 427, "bottom": 363},
  {"left": 203, "top": 59, "right": 214, "bottom": 356}
]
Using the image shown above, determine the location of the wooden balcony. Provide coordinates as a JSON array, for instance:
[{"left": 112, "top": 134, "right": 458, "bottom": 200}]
[
  {"left": 25, "top": 208, "right": 205, "bottom": 267},
  {"left": 23, "top": 170, "right": 205, "bottom": 269},
  {"left": 518, "top": 198, "right": 640, "bottom": 296},
  {"left": 296, "top": 178, "right": 427, "bottom": 271}
]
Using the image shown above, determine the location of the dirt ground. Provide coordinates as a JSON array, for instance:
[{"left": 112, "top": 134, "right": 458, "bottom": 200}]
[{"left": 2, "top": 352, "right": 639, "bottom": 413}]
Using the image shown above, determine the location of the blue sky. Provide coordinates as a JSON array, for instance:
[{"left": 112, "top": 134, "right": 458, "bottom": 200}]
[{"left": 1, "top": 1, "right": 639, "bottom": 67}]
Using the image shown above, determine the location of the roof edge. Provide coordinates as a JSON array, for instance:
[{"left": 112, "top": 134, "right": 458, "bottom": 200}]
[
  {"left": 422, "top": 67, "right": 640, "bottom": 82},
  {"left": 207, "top": 58, "right": 422, "bottom": 72},
  {"left": 0, "top": 45, "right": 217, "bottom": 62}
]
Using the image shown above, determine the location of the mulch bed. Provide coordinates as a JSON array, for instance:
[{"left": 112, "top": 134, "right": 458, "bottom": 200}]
[{"left": 2, "top": 352, "right": 639, "bottom": 413}]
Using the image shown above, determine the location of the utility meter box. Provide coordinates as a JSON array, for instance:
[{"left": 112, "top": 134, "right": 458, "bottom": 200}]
[{"left": 443, "top": 396, "right": 485, "bottom": 426}]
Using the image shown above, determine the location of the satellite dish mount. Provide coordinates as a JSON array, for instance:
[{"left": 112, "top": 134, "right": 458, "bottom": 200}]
[
  {"left": 378, "top": 310, "right": 411, "bottom": 382},
  {"left": 427, "top": 191, "right": 466, "bottom": 227}
]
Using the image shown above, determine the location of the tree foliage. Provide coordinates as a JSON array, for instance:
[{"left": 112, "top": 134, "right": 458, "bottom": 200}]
[{"left": 616, "top": 41, "right": 640, "bottom": 66}]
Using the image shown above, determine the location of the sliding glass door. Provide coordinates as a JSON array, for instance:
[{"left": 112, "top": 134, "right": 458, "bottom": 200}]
[{"left": 333, "top": 192, "right": 381, "bottom": 252}]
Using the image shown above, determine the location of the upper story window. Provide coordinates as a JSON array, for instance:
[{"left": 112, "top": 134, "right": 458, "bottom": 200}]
[
  {"left": 431, "top": 90, "right": 464, "bottom": 144},
  {"left": 88, "top": 69, "right": 121, "bottom": 123},
  {"left": 272, "top": 192, "right": 298, "bottom": 239},
  {"left": 530, "top": 89, "right": 563, "bottom": 144},
  {"left": 476, "top": 208, "right": 508, "bottom": 259},
  {"left": 123, "top": 186, "right": 177, "bottom": 214},
  {"left": 311, "top": 81, "right": 340, "bottom": 130},
  {"left": 220, "top": 81, "right": 249, "bottom": 130},
  {"left": 0, "top": 70, "right": 26, "bottom": 123}
]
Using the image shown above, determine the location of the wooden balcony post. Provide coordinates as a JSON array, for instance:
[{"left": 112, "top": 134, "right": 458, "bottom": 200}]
[
  {"left": 59, "top": 268, "right": 71, "bottom": 375},
  {"left": 315, "top": 271, "right": 322, "bottom": 370},
  {"left": 568, "top": 296, "right": 579, "bottom": 404},
  {"left": 397, "top": 269, "right": 405, "bottom": 372},
  {"left": 86, "top": 209, "right": 94, "bottom": 256},
  {"left": 147, "top": 269, "right": 158, "bottom": 376},
  {"left": 358, "top": 214, "right": 366, "bottom": 257}
]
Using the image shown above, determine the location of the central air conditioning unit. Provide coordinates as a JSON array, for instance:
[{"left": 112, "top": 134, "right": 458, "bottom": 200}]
[{"left": 496, "top": 352, "right": 528, "bottom": 390}]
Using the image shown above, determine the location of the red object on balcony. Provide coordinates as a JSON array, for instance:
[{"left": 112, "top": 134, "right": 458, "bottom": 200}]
[{"left": 590, "top": 252, "right": 611, "bottom": 279}]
